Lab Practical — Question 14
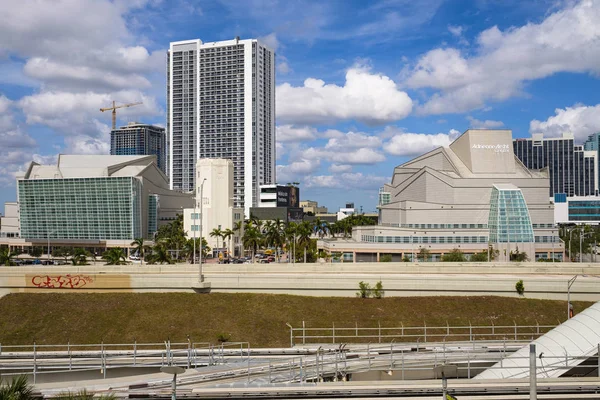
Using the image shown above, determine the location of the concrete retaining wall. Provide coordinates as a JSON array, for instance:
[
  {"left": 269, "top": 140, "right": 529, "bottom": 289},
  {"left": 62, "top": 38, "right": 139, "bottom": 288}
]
[{"left": 0, "top": 262, "right": 598, "bottom": 301}]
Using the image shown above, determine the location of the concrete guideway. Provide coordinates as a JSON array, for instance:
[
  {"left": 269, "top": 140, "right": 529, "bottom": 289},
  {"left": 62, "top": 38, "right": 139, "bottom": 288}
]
[{"left": 1, "top": 262, "right": 600, "bottom": 300}]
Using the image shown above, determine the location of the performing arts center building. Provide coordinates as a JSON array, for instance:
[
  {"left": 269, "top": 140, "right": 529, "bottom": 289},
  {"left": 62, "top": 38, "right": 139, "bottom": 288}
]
[{"left": 319, "top": 129, "right": 563, "bottom": 262}]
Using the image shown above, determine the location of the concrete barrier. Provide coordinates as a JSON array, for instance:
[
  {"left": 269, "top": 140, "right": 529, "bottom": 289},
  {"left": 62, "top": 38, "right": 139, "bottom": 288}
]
[{"left": 0, "top": 262, "right": 599, "bottom": 301}]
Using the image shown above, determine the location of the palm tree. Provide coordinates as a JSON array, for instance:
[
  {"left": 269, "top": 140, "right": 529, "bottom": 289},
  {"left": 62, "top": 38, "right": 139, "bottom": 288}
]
[
  {"left": 242, "top": 226, "right": 262, "bottom": 262},
  {"left": 0, "top": 247, "right": 16, "bottom": 266},
  {"left": 222, "top": 228, "right": 234, "bottom": 260},
  {"left": 130, "top": 238, "right": 151, "bottom": 265},
  {"left": 296, "top": 221, "right": 313, "bottom": 263},
  {"left": 210, "top": 228, "right": 224, "bottom": 260},
  {"left": 233, "top": 220, "right": 244, "bottom": 257},
  {"left": 102, "top": 248, "right": 127, "bottom": 265},
  {"left": 284, "top": 222, "right": 297, "bottom": 263},
  {"left": 146, "top": 242, "right": 173, "bottom": 264},
  {"left": 264, "top": 219, "right": 284, "bottom": 262},
  {"left": 0, "top": 375, "right": 34, "bottom": 400},
  {"left": 70, "top": 248, "right": 90, "bottom": 266}
]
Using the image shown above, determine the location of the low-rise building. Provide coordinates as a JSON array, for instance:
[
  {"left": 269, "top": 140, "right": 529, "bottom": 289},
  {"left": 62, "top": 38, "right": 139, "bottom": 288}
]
[
  {"left": 300, "top": 200, "right": 327, "bottom": 215},
  {"left": 0, "top": 154, "right": 192, "bottom": 252},
  {"left": 250, "top": 183, "right": 303, "bottom": 223},
  {"left": 554, "top": 193, "right": 600, "bottom": 225},
  {"left": 183, "top": 159, "right": 244, "bottom": 257}
]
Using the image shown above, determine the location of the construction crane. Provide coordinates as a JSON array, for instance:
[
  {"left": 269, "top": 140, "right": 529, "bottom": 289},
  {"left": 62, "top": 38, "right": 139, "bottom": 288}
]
[{"left": 100, "top": 101, "right": 143, "bottom": 130}]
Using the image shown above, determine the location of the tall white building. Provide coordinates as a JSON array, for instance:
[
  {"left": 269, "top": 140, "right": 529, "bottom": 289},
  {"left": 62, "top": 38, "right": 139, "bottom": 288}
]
[
  {"left": 167, "top": 37, "right": 276, "bottom": 217},
  {"left": 183, "top": 159, "right": 244, "bottom": 257}
]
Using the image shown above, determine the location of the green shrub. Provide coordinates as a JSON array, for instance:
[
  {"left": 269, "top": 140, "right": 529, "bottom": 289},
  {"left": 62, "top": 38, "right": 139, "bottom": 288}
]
[
  {"left": 373, "top": 281, "right": 385, "bottom": 299},
  {"left": 356, "top": 281, "right": 372, "bottom": 298},
  {"left": 216, "top": 333, "right": 231, "bottom": 343},
  {"left": 515, "top": 280, "right": 525, "bottom": 296},
  {"left": 379, "top": 254, "right": 392, "bottom": 262},
  {"left": 442, "top": 248, "right": 466, "bottom": 262}
]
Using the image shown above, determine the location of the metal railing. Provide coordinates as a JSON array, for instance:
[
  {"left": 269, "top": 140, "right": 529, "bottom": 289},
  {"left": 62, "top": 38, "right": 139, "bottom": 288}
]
[
  {"left": 286, "top": 321, "right": 557, "bottom": 346},
  {"left": 0, "top": 339, "right": 250, "bottom": 384}
]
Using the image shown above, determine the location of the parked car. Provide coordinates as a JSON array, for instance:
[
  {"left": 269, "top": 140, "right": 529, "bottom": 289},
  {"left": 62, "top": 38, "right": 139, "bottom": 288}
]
[
  {"left": 267, "top": 256, "right": 275, "bottom": 262},
  {"left": 259, "top": 258, "right": 270, "bottom": 264},
  {"left": 231, "top": 258, "right": 244, "bottom": 264}
]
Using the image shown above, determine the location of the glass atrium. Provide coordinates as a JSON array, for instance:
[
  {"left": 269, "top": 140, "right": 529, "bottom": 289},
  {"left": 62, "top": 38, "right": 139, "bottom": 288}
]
[{"left": 488, "top": 184, "right": 534, "bottom": 243}]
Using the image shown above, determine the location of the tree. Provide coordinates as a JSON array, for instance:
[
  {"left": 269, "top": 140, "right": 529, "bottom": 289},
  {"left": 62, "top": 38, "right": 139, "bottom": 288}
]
[
  {"left": 53, "top": 247, "right": 72, "bottom": 263},
  {"left": 442, "top": 248, "right": 467, "bottom": 262},
  {"left": 222, "top": 228, "right": 234, "bottom": 259},
  {"left": 242, "top": 226, "right": 262, "bottom": 262},
  {"left": 102, "top": 248, "right": 127, "bottom": 265},
  {"left": 30, "top": 246, "right": 43, "bottom": 258},
  {"left": 0, "top": 375, "right": 34, "bottom": 400},
  {"left": 130, "top": 238, "right": 151, "bottom": 265},
  {"left": 417, "top": 247, "right": 431, "bottom": 262},
  {"left": 296, "top": 221, "right": 313, "bottom": 263},
  {"left": 71, "top": 248, "right": 90, "bottom": 265},
  {"left": 210, "top": 228, "right": 224, "bottom": 260},
  {"left": 510, "top": 247, "right": 529, "bottom": 262},
  {"left": 146, "top": 242, "right": 174, "bottom": 265},
  {"left": 0, "top": 247, "right": 16, "bottom": 266},
  {"left": 264, "top": 220, "right": 284, "bottom": 262},
  {"left": 469, "top": 251, "right": 488, "bottom": 262}
]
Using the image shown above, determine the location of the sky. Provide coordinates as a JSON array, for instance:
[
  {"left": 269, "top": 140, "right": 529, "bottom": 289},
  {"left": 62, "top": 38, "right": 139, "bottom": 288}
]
[{"left": 2, "top": 0, "right": 600, "bottom": 214}]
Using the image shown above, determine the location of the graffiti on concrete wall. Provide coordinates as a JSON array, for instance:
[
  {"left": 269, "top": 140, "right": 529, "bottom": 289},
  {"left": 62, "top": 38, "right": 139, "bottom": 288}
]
[{"left": 31, "top": 274, "right": 94, "bottom": 289}]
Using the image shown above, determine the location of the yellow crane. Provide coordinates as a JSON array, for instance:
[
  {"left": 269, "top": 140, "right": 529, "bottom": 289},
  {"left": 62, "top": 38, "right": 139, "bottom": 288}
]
[{"left": 100, "top": 101, "right": 143, "bottom": 130}]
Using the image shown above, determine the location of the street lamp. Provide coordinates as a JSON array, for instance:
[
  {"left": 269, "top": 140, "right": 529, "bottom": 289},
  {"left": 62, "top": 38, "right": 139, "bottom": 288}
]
[
  {"left": 47, "top": 230, "right": 56, "bottom": 264},
  {"left": 198, "top": 178, "right": 207, "bottom": 282},
  {"left": 193, "top": 178, "right": 206, "bottom": 266}
]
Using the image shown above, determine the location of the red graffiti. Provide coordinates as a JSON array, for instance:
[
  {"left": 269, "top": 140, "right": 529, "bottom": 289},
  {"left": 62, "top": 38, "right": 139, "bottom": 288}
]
[{"left": 31, "top": 275, "right": 94, "bottom": 289}]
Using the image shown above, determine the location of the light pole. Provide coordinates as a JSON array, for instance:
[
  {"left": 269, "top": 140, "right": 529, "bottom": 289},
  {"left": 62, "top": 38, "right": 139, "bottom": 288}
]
[
  {"left": 569, "top": 227, "right": 582, "bottom": 262},
  {"left": 567, "top": 274, "right": 582, "bottom": 319},
  {"left": 47, "top": 230, "right": 56, "bottom": 264},
  {"left": 198, "top": 178, "right": 207, "bottom": 282},
  {"left": 193, "top": 178, "right": 206, "bottom": 267}
]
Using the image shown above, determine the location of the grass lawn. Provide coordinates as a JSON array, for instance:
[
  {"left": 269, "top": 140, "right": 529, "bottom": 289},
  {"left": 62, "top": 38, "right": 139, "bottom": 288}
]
[{"left": 0, "top": 293, "right": 591, "bottom": 347}]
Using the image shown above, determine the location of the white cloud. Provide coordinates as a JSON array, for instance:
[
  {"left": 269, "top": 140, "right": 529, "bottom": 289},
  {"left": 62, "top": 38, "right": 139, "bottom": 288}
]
[
  {"left": 259, "top": 32, "right": 280, "bottom": 52},
  {"left": 383, "top": 128, "right": 460, "bottom": 156},
  {"left": 324, "top": 131, "right": 382, "bottom": 150},
  {"left": 303, "top": 147, "right": 386, "bottom": 165},
  {"left": 0, "top": 95, "right": 11, "bottom": 114},
  {"left": 467, "top": 116, "right": 504, "bottom": 129},
  {"left": 23, "top": 58, "right": 152, "bottom": 91},
  {"left": 448, "top": 25, "right": 464, "bottom": 37},
  {"left": 18, "top": 90, "right": 161, "bottom": 137},
  {"left": 305, "top": 172, "right": 388, "bottom": 189},
  {"left": 276, "top": 125, "right": 317, "bottom": 142},
  {"left": 329, "top": 164, "right": 353, "bottom": 173},
  {"left": 277, "top": 55, "right": 292, "bottom": 75},
  {"left": 277, "top": 65, "right": 412, "bottom": 125},
  {"left": 276, "top": 159, "right": 321, "bottom": 183},
  {"left": 0, "top": 130, "right": 36, "bottom": 149},
  {"left": 530, "top": 103, "right": 600, "bottom": 142},
  {"left": 405, "top": 0, "right": 600, "bottom": 114}
]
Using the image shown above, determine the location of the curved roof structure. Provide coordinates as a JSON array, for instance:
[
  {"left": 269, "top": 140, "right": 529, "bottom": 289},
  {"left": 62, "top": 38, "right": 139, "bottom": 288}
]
[{"left": 475, "top": 301, "right": 600, "bottom": 379}]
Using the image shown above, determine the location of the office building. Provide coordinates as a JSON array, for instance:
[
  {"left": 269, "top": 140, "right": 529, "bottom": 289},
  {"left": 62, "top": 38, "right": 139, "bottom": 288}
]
[
  {"left": 110, "top": 122, "right": 166, "bottom": 173},
  {"left": 167, "top": 37, "right": 276, "bottom": 217},
  {"left": 554, "top": 193, "right": 600, "bottom": 225},
  {"left": 250, "top": 184, "right": 303, "bottom": 222},
  {"left": 0, "top": 202, "right": 19, "bottom": 238},
  {"left": 300, "top": 200, "right": 327, "bottom": 215},
  {"left": 319, "top": 130, "right": 562, "bottom": 262},
  {"left": 514, "top": 132, "right": 597, "bottom": 197},
  {"left": 1, "top": 155, "right": 192, "bottom": 252},
  {"left": 183, "top": 159, "right": 244, "bottom": 257}
]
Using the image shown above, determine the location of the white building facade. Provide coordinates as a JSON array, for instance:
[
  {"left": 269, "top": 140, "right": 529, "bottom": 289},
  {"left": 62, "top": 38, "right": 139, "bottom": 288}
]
[
  {"left": 183, "top": 159, "right": 244, "bottom": 257},
  {"left": 167, "top": 37, "right": 276, "bottom": 217}
]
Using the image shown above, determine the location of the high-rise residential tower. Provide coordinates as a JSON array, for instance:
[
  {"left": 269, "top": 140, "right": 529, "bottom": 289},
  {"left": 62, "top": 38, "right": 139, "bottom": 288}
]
[
  {"left": 167, "top": 37, "right": 276, "bottom": 216},
  {"left": 514, "top": 132, "right": 597, "bottom": 198},
  {"left": 110, "top": 122, "right": 167, "bottom": 173}
]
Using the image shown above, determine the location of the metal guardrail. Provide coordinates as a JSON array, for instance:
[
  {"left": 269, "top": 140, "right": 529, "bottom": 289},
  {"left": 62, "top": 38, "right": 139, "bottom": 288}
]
[
  {"left": 286, "top": 321, "right": 557, "bottom": 346},
  {"left": 0, "top": 340, "right": 251, "bottom": 384}
]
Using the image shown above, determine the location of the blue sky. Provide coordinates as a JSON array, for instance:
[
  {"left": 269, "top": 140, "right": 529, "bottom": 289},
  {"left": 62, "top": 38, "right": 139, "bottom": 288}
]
[{"left": 2, "top": 0, "right": 600, "bottom": 214}]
